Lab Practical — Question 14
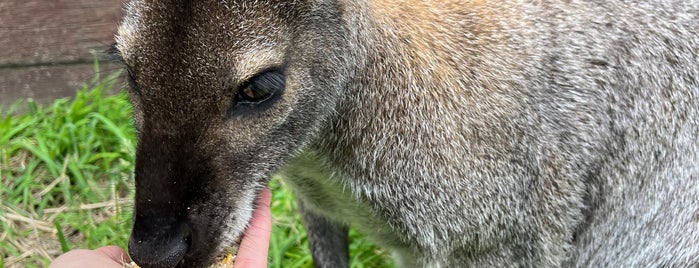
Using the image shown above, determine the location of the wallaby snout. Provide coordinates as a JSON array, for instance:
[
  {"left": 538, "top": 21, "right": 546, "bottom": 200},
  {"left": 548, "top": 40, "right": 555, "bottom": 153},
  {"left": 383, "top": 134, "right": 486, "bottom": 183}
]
[
  {"left": 127, "top": 131, "right": 230, "bottom": 267},
  {"left": 115, "top": 0, "right": 699, "bottom": 267},
  {"left": 129, "top": 217, "right": 191, "bottom": 268}
]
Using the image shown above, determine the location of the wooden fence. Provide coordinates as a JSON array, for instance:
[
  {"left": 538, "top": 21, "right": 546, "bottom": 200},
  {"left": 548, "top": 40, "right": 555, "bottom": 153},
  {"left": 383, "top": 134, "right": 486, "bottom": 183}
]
[{"left": 0, "top": 0, "right": 125, "bottom": 109}]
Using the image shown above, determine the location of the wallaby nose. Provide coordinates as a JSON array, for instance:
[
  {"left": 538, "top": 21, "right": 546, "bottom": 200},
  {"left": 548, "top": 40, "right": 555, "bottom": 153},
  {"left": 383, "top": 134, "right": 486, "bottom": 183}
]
[{"left": 128, "top": 216, "right": 192, "bottom": 268}]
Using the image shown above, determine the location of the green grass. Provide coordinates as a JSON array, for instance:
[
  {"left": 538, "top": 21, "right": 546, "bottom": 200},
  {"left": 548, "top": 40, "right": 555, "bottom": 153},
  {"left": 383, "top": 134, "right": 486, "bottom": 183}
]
[{"left": 0, "top": 71, "right": 394, "bottom": 267}]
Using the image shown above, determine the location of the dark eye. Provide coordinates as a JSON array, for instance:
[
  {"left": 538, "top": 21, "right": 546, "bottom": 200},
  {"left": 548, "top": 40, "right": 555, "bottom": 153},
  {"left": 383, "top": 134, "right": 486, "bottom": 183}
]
[{"left": 236, "top": 70, "right": 284, "bottom": 104}]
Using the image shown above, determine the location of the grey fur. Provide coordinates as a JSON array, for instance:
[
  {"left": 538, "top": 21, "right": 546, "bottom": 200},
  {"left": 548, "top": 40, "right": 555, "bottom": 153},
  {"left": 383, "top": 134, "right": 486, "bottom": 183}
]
[{"left": 115, "top": 0, "right": 699, "bottom": 267}]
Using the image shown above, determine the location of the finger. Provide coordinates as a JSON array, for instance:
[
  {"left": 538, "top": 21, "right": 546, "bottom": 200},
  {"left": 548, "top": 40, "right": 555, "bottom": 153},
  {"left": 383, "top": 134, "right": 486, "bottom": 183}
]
[
  {"left": 255, "top": 187, "right": 272, "bottom": 208},
  {"left": 232, "top": 188, "right": 272, "bottom": 268},
  {"left": 49, "top": 248, "right": 125, "bottom": 268},
  {"left": 95, "top": 246, "right": 131, "bottom": 264}
]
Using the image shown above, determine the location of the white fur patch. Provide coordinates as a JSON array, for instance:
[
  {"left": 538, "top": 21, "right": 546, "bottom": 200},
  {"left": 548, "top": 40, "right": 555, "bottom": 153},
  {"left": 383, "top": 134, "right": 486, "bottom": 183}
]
[
  {"left": 216, "top": 186, "right": 257, "bottom": 255},
  {"left": 115, "top": 0, "right": 144, "bottom": 64}
]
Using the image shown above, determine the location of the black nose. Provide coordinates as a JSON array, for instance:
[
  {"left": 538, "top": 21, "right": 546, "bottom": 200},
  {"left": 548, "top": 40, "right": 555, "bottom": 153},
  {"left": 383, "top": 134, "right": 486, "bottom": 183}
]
[{"left": 128, "top": 216, "right": 192, "bottom": 268}]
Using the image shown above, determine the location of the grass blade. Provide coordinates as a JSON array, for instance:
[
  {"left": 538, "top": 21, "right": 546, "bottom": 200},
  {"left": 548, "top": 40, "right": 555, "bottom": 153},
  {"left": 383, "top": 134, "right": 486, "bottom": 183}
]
[{"left": 54, "top": 221, "right": 71, "bottom": 253}]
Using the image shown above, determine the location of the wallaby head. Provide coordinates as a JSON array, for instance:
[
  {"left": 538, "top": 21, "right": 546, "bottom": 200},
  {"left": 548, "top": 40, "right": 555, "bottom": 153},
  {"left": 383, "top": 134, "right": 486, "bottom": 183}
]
[{"left": 114, "top": 0, "right": 352, "bottom": 266}]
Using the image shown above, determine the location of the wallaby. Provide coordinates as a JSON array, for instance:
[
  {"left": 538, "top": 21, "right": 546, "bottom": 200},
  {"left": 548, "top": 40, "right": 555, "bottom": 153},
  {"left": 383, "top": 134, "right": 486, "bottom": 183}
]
[{"left": 112, "top": 0, "right": 699, "bottom": 267}]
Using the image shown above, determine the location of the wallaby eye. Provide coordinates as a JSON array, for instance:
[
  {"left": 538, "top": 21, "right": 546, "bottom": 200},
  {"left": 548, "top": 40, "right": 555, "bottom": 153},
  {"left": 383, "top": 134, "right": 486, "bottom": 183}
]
[{"left": 236, "top": 70, "right": 284, "bottom": 104}]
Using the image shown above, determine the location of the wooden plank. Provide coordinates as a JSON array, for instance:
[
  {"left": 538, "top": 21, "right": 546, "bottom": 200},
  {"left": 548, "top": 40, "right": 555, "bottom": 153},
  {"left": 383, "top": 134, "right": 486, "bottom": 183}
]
[
  {"left": 0, "top": 63, "right": 124, "bottom": 110},
  {"left": 0, "top": 0, "right": 125, "bottom": 111},
  {"left": 0, "top": 0, "right": 124, "bottom": 66}
]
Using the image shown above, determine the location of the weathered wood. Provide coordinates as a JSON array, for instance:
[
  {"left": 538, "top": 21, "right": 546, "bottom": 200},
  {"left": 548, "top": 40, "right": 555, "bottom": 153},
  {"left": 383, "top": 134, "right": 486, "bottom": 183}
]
[
  {"left": 0, "top": 0, "right": 125, "bottom": 109},
  {"left": 0, "top": 0, "right": 124, "bottom": 66},
  {"left": 0, "top": 63, "right": 124, "bottom": 110}
]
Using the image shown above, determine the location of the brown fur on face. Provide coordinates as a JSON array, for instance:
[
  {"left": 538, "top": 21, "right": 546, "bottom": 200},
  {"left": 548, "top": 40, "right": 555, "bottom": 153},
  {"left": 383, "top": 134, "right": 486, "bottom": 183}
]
[
  {"left": 116, "top": 0, "right": 699, "bottom": 267},
  {"left": 117, "top": 0, "right": 354, "bottom": 266}
]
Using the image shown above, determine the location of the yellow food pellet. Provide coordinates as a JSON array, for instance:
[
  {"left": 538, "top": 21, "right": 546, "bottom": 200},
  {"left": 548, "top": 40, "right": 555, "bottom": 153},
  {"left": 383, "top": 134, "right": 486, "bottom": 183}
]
[
  {"left": 210, "top": 253, "right": 237, "bottom": 268},
  {"left": 222, "top": 253, "right": 236, "bottom": 264}
]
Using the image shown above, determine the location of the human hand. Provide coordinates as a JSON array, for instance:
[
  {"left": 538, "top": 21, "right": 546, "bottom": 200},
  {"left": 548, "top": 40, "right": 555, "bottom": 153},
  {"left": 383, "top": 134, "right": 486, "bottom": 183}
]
[{"left": 49, "top": 245, "right": 130, "bottom": 268}]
